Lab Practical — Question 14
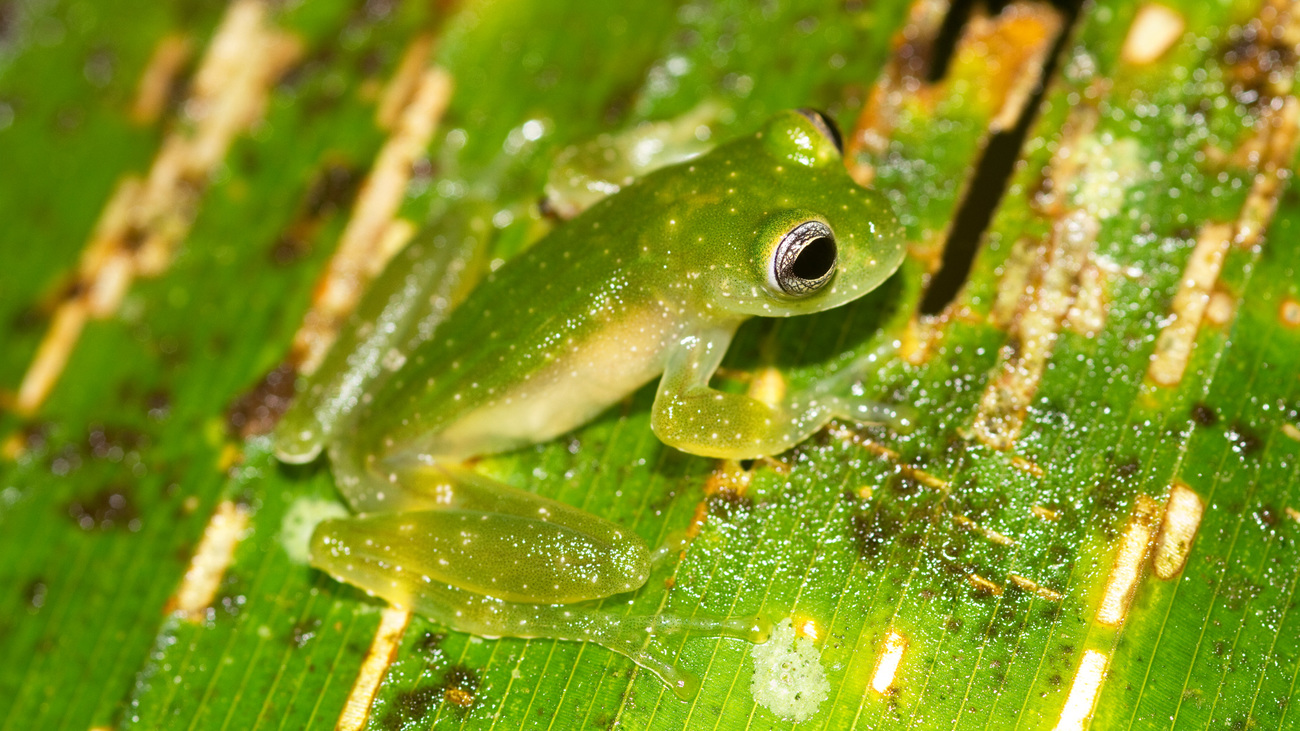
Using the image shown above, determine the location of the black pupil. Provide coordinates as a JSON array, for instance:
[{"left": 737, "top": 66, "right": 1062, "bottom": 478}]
[{"left": 791, "top": 236, "right": 836, "bottom": 280}]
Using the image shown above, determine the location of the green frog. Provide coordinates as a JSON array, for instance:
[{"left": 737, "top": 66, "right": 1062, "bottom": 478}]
[{"left": 274, "top": 109, "right": 906, "bottom": 698}]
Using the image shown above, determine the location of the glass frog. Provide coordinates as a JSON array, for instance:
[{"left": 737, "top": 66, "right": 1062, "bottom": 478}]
[{"left": 274, "top": 109, "right": 907, "bottom": 698}]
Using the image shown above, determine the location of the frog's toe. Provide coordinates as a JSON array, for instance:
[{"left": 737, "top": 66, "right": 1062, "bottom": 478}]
[
  {"left": 615, "top": 613, "right": 769, "bottom": 700},
  {"left": 840, "top": 399, "right": 915, "bottom": 432},
  {"left": 888, "top": 404, "right": 918, "bottom": 434}
]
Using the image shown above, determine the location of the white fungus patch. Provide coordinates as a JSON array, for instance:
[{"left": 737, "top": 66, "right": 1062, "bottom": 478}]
[
  {"left": 750, "top": 618, "right": 829, "bottom": 723},
  {"left": 280, "top": 496, "right": 349, "bottom": 564}
]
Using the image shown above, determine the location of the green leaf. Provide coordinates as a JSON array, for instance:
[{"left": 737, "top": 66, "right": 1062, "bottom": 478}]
[{"left": 2, "top": 0, "right": 1299, "bottom": 729}]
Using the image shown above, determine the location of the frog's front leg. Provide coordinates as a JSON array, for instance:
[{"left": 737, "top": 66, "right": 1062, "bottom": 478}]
[
  {"left": 309, "top": 457, "right": 766, "bottom": 698},
  {"left": 651, "top": 325, "right": 909, "bottom": 460}
]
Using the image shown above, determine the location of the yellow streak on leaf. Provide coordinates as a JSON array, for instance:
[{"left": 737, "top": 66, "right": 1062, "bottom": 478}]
[
  {"left": 1008, "top": 573, "right": 1063, "bottom": 602},
  {"left": 337, "top": 607, "right": 411, "bottom": 731},
  {"left": 292, "top": 67, "right": 453, "bottom": 373},
  {"left": 1097, "top": 494, "right": 1159, "bottom": 627},
  {"left": 968, "top": 573, "right": 1004, "bottom": 596},
  {"left": 1147, "top": 223, "right": 1232, "bottom": 387},
  {"left": 1121, "top": 4, "right": 1185, "bottom": 66},
  {"left": 870, "top": 630, "right": 908, "bottom": 694},
  {"left": 1010, "top": 455, "right": 1045, "bottom": 478},
  {"left": 953, "top": 515, "right": 1015, "bottom": 546},
  {"left": 376, "top": 34, "right": 436, "bottom": 131},
  {"left": 973, "top": 209, "right": 1100, "bottom": 449},
  {"left": 847, "top": 1, "right": 1060, "bottom": 185},
  {"left": 1280, "top": 298, "right": 1300, "bottom": 328},
  {"left": 131, "top": 34, "right": 193, "bottom": 125},
  {"left": 172, "top": 501, "right": 250, "bottom": 622},
  {"left": 1153, "top": 482, "right": 1204, "bottom": 579},
  {"left": 1054, "top": 650, "right": 1109, "bottom": 731},
  {"left": 15, "top": 0, "right": 301, "bottom": 417}
]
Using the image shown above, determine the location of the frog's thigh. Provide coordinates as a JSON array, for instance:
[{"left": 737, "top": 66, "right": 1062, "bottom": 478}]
[{"left": 311, "top": 506, "right": 651, "bottom": 606}]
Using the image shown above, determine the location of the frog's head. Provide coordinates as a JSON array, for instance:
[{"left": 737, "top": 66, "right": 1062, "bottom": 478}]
[{"left": 683, "top": 109, "right": 906, "bottom": 319}]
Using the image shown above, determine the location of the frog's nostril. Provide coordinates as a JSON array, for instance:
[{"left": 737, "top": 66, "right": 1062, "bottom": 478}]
[{"left": 792, "top": 236, "right": 836, "bottom": 280}]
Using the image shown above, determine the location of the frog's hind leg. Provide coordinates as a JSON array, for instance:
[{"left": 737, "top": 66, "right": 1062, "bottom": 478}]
[
  {"left": 312, "top": 515, "right": 768, "bottom": 699},
  {"left": 310, "top": 464, "right": 654, "bottom": 606},
  {"left": 308, "top": 459, "right": 769, "bottom": 699}
]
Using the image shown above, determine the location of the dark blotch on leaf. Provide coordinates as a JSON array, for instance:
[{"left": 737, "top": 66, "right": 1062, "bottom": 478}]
[
  {"left": 305, "top": 162, "right": 363, "bottom": 218},
  {"left": 358, "top": 48, "right": 385, "bottom": 78},
  {"left": 1191, "top": 403, "right": 1218, "bottom": 426},
  {"left": 417, "top": 631, "right": 447, "bottom": 654},
  {"left": 17, "top": 422, "right": 49, "bottom": 453},
  {"left": 122, "top": 224, "right": 147, "bottom": 251},
  {"left": 86, "top": 423, "right": 148, "bottom": 459},
  {"left": 65, "top": 486, "right": 140, "bottom": 532},
  {"left": 706, "top": 490, "right": 754, "bottom": 522},
  {"left": 1228, "top": 422, "right": 1262, "bottom": 455},
  {"left": 1114, "top": 459, "right": 1141, "bottom": 480},
  {"left": 24, "top": 579, "right": 47, "bottom": 610},
  {"left": 146, "top": 390, "right": 172, "bottom": 421},
  {"left": 890, "top": 475, "right": 922, "bottom": 497},
  {"left": 10, "top": 303, "right": 43, "bottom": 333},
  {"left": 439, "top": 665, "right": 480, "bottom": 711},
  {"left": 851, "top": 509, "right": 902, "bottom": 559},
  {"left": 272, "top": 162, "right": 364, "bottom": 265},
  {"left": 0, "top": 3, "right": 15, "bottom": 44},
  {"left": 270, "top": 232, "right": 313, "bottom": 266},
  {"left": 537, "top": 194, "right": 562, "bottom": 221},
  {"left": 384, "top": 665, "right": 481, "bottom": 728},
  {"left": 290, "top": 618, "right": 321, "bottom": 648},
  {"left": 1224, "top": 17, "right": 1299, "bottom": 107},
  {"left": 387, "top": 686, "right": 440, "bottom": 728},
  {"left": 226, "top": 363, "right": 297, "bottom": 438}
]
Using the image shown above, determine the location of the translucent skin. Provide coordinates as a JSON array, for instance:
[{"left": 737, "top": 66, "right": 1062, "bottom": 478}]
[{"left": 273, "top": 110, "right": 905, "bottom": 698}]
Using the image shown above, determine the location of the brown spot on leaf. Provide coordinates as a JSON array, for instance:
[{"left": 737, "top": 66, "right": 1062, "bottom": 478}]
[
  {"left": 66, "top": 486, "right": 140, "bottom": 531},
  {"left": 440, "top": 665, "right": 480, "bottom": 708},
  {"left": 1228, "top": 422, "right": 1262, "bottom": 455},
  {"left": 24, "top": 579, "right": 47, "bottom": 610},
  {"left": 225, "top": 363, "right": 297, "bottom": 438},
  {"left": 1191, "top": 403, "right": 1218, "bottom": 426}
]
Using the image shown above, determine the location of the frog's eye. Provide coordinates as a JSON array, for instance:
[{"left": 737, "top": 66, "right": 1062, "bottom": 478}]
[
  {"left": 770, "top": 221, "right": 837, "bottom": 296},
  {"left": 795, "top": 108, "right": 843, "bottom": 155}
]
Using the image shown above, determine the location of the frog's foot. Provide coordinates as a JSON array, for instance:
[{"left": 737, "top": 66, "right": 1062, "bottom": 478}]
[
  {"left": 424, "top": 588, "right": 769, "bottom": 700},
  {"left": 583, "top": 610, "right": 772, "bottom": 699},
  {"left": 834, "top": 397, "right": 917, "bottom": 433},
  {"left": 649, "top": 530, "right": 691, "bottom": 568}
]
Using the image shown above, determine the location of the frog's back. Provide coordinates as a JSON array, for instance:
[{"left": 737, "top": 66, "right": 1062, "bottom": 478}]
[{"left": 356, "top": 198, "right": 683, "bottom": 462}]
